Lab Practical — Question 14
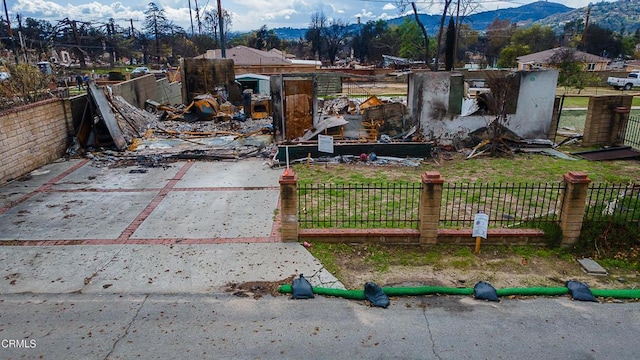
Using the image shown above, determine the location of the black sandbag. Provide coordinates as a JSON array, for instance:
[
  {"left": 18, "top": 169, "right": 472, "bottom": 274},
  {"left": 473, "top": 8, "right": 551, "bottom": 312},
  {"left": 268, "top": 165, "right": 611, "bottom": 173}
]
[
  {"left": 364, "top": 282, "right": 390, "bottom": 308},
  {"left": 291, "top": 274, "right": 314, "bottom": 299},
  {"left": 566, "top": 280, "right": 598, "bottom": 302},
  {"left": 474, "top": 281, "right": 499, "bottom": 302}
]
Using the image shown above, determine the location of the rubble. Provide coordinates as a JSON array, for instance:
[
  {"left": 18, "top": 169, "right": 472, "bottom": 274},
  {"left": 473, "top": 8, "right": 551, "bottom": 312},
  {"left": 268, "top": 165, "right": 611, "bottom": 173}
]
[{"left": 72, "top": 83, "right": 275, "bottom": 166}]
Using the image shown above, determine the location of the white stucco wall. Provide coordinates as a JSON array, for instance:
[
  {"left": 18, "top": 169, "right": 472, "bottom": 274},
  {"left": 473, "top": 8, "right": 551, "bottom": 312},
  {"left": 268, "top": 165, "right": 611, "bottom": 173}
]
[
  {"left": 510, "top": 70, "right": 558, "bottom": 139},
  {"left": 409, "top": 70, "right": 558, "bottom": 144}
]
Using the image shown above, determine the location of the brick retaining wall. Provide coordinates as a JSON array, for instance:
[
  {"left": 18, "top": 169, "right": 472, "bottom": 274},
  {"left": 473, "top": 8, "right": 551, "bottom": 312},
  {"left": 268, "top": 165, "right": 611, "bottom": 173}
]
[{"left": 0, "top": 98, "right": 71, "bottom": 184}]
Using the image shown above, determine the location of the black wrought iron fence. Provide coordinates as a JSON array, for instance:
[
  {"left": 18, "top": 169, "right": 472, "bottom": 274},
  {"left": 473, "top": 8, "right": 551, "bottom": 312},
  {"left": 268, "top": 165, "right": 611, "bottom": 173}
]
[
  {"left": 298, "top": 183, "right": 421, "bottom": 229},
  {"left": 617, "top": 115, "right": 640, "bottom": 149},
  {"left": 584, "top": 183, "right": 640, "bottom": 222},
  {"left": 440, "top": 182, "right": 566, "bottom": 228}
]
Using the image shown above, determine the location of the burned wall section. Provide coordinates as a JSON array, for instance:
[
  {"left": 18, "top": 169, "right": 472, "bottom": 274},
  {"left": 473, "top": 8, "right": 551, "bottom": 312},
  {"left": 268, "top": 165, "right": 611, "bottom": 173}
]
[
  {"left": 109, "top": 75, "right": 182, "bottom": 109},
  {"left": 0, "top": 99, "right": 72, "bottom": 184},
  {"left": 409, "top": 70, "right": 558, "bottom": 145},
  {"left": 181, "top": 58, "right": 238, "bottom": 105}
]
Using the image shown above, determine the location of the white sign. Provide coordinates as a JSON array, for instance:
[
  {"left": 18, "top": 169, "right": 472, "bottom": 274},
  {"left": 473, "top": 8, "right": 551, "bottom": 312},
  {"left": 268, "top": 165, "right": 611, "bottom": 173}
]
[
  {"left": 318, "top": 135, "right": 334, "bottom": 154},
  {"left": 472, "top": 213, "right": 489, "bottom": 239}
]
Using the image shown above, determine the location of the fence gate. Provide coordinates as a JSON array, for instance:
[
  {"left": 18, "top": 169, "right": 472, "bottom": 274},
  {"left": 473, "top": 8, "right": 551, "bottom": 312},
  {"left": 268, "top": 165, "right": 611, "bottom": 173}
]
[{"left": 617, "top": 115, "right": 640, "bottom": 149}]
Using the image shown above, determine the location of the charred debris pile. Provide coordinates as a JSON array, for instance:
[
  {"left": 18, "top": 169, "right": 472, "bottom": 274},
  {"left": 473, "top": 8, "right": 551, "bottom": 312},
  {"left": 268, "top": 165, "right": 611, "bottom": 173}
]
[
  {"left": 71, "top": 83, "right": 275, "bottom": 167},
  {"left": 278, "top": 94, "right": 429, "bottom": 167}
]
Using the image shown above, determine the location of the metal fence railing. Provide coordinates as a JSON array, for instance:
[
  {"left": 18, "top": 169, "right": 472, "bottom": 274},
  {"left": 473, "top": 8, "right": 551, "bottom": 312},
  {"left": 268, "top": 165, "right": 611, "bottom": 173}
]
[
  {"left": 440, "top": 182, "right": 566, "bottom": 228},
  {"left": 618, "top": 115, "right": 640, "bottom": 149},
  {"left": 298, "top": 181, "right": 639, "bottom": 230},
  {"left": 584, "top": 183, "right": 640, "bottom": 222},
  {"left": 298, "top": 183, "right": 421, "bottom": 229}
]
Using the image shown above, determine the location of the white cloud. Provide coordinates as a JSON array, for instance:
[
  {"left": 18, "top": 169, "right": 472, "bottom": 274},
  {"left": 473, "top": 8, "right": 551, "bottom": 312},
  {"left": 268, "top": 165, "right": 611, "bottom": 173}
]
[
  {"left": 10, "top": 0, "right": 611, "bottom": 35},
  {"left": 382, "top": 3, "right": 395, "bottom": 11}
]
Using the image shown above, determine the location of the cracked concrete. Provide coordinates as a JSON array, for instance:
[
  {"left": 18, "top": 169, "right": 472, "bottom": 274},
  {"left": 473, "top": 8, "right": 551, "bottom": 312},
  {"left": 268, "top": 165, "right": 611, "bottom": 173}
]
[
  {"left": 104, "top": 294, "right": 149, "bottom": 359},
  {"left": 0, "top": 159, "right": 345, "bottom": 295}
]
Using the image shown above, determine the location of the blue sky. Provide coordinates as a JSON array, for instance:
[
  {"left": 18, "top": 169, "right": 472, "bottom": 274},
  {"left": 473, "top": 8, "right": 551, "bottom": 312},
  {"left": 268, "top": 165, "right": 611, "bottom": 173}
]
[{"left": 7, "top": 0, "right": 618, "bottom": 33}]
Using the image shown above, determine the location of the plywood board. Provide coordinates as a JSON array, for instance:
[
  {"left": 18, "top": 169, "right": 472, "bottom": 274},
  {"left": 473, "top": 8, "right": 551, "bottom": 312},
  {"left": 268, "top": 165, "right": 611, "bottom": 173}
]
[{"left": 284, "top": 80, "right": 313, "bottom": 140}]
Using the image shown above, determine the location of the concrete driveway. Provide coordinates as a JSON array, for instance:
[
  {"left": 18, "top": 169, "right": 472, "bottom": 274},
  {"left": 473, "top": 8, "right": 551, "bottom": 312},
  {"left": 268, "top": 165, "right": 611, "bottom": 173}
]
[{"left": 0, "top": 158, "right": 343, "bottom": 294}]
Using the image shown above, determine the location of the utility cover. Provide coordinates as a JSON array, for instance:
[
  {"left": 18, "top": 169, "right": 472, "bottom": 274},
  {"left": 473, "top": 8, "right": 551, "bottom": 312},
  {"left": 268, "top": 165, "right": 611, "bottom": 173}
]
[{"left": 578, "top": 258, "right": 608, "bottom": 276}]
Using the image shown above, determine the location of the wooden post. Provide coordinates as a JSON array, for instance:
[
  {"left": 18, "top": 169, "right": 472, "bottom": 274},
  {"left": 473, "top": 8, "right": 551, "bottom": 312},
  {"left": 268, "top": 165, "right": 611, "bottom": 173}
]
[{"left": 474, "top": 236, "right": 481, "bottom": 255}]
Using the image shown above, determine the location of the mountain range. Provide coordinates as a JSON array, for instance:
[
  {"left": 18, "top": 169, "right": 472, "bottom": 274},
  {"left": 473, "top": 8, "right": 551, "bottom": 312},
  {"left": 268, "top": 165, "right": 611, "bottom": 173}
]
[{"left": 271, "top": 0, "right": 640, "bottom": 40}]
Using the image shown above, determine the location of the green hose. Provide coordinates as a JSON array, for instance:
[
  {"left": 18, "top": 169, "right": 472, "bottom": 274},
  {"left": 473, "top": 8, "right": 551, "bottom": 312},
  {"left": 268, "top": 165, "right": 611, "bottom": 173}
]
[
  {"left": 591, "top": 289, "right": 640, "bottom": 299},
  {"left": 279, "top": 284, "right": 640, "bottom": 300},
  {"left": 496, "top": 287, "right": 569, "bottom": 297},
  {"left": 279, "top": 284, "right": 475, "bottom": 299}
]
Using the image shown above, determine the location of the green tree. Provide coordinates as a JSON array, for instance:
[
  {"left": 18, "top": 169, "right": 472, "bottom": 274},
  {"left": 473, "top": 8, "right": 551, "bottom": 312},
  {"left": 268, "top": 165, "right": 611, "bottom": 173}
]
[
  {"left": 22, "top": 18, "right": 54, "bottom": 54},
  {"left": 497, "top": 44, "right": 529, "bottom": 68},
  {"left": 352, "top": 20, "right": 387, "bottom": 64},
  {"left": 485, "top": 18, "right": 514, "bottom": 66},
  {"left": 396, "top": 18, "right": 426, "bottom": 61},
  {"left": 456, "top": 23, "right": 479, "bottom": 63},
  {"left": 370, "top": 26, "right": 401, "bottom": 63},
  {"left": 548, "top": 47, "right": 599, "bottom": 94},
  {"left": 444, "top": 17, "right": 455, "bottom": 71},
  {"left": 582, "top": 23, "right": 621, "bottom": 58},
  {"left": 511, "top": 24, "right": 557, "bottom": 53}
]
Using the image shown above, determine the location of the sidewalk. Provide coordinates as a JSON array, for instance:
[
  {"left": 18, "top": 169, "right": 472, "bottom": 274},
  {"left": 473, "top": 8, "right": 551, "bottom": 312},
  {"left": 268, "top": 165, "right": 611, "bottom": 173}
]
[{"left": 0, "top": 158, "right": 343, "bottom": 294}]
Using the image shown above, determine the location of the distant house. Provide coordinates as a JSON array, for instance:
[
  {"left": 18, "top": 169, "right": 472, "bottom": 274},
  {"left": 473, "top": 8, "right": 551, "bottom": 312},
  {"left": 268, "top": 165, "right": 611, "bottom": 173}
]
[
  {"left": 516, "top": 47, "right": 609, "bottom": 71},
  {"left": 197, "top": 46, "right": 319, "bottom": 75},
  {"left": 625, "top": 60, "right": 640, "bottom": 72},
  {"left": 235, "top": 73, "right": 271, "bottom": 96}
]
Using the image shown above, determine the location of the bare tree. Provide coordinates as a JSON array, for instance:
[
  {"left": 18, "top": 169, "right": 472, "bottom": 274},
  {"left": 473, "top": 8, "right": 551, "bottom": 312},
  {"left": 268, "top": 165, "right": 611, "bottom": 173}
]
[
  {"left": 395, "top": 1, "right": 430, "bottom": 68},
  {"left": 434, "top": 0, "right": 454, "bottom": 71},
  {"left": 143, "top": 2, "right": 169, "bottom": 63},
  {"left": 323, "top": 19, "right": 350, "bottom": 65},
  {"left": 305, "top": 12, "right": 326, "bottom": 61},
  {"left": 203, "top": 9, "right": 232, "bottom": 46},
  {"left": 450, "top": 0, "right": 481, "bottom": 65},
  {"left": 478, "top": 71, "right": 519, "bottom": 157}
]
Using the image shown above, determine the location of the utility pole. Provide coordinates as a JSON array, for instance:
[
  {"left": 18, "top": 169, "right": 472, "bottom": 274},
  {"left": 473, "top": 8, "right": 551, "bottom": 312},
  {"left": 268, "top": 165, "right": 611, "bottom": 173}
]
[
  {"left": 194, "top": 0, "right": 201, "bottom": 35},
  {"left": 3, "top": 0, "right": 19, "bottom": 64},
  {"left": 217, "top": 0, "right": 226, "bottom": 57},
  {"left": 16, "top": 13, "right": 27, "bottom": 63},
  {"left": 188, "top": 0, "right": 195, "bottom": 36},
  {"left": 454, "top": 0, "right": 460, "bottom": 66},
  {"left": 582, "top": 5, "right": 591, "bottom": 48}
]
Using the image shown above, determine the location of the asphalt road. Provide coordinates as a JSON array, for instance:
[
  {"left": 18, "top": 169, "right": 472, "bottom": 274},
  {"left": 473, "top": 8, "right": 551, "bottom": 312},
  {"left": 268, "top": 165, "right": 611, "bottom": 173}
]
[{"left": 1, "top": 293, "right": 639, "bottom": 359}]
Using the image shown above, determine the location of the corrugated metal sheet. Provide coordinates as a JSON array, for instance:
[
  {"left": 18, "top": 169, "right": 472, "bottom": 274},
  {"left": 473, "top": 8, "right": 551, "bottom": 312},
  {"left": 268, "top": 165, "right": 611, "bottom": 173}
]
[{"left": 572, "top": 146, "right": 640, "bottom": 161}]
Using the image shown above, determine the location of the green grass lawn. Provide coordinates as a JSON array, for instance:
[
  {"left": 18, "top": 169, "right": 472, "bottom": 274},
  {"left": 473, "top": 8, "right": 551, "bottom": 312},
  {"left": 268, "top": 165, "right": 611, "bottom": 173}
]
[
  {"left": 561, "top": 96, "right": 640, "bottom": 109},
  {"left": 294, "top": 152, "right": 639, "bottom": 185}
]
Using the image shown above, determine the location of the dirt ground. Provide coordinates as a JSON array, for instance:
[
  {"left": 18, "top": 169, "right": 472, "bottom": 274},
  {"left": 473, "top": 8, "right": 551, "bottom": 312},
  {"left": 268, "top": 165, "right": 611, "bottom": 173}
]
[{"left": 325, "top": 244, "right": 640, "bottom": 291}]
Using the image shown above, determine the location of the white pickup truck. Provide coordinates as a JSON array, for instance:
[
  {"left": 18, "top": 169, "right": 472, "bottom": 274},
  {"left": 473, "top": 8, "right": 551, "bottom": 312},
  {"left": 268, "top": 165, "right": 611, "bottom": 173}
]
[{"left": 607, "top": 71, "right": 640, "bottom": 90}]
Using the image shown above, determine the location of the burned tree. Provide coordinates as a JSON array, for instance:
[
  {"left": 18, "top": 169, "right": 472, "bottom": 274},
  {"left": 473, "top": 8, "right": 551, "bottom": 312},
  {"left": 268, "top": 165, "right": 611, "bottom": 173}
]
[{"left": 470, "top": 72, "right": 520, "bottom": 157}]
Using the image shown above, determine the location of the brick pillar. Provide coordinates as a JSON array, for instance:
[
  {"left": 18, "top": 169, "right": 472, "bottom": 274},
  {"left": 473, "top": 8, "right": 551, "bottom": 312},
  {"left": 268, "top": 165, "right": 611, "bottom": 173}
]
[
  {"left": 279, "top": 168, "right": 298, "bottom": 242},
  {"left": 559, "top": 171, "right": 591, "bottom": 245},
  {"left": 583, "top": 95, "right": 633, "bottom": 146},
  {"left": 612, "top": 106, "right": 630, "bottom": 145},
  {"left": 419, "top": 171, "right": 444, "bottom": 244}
]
